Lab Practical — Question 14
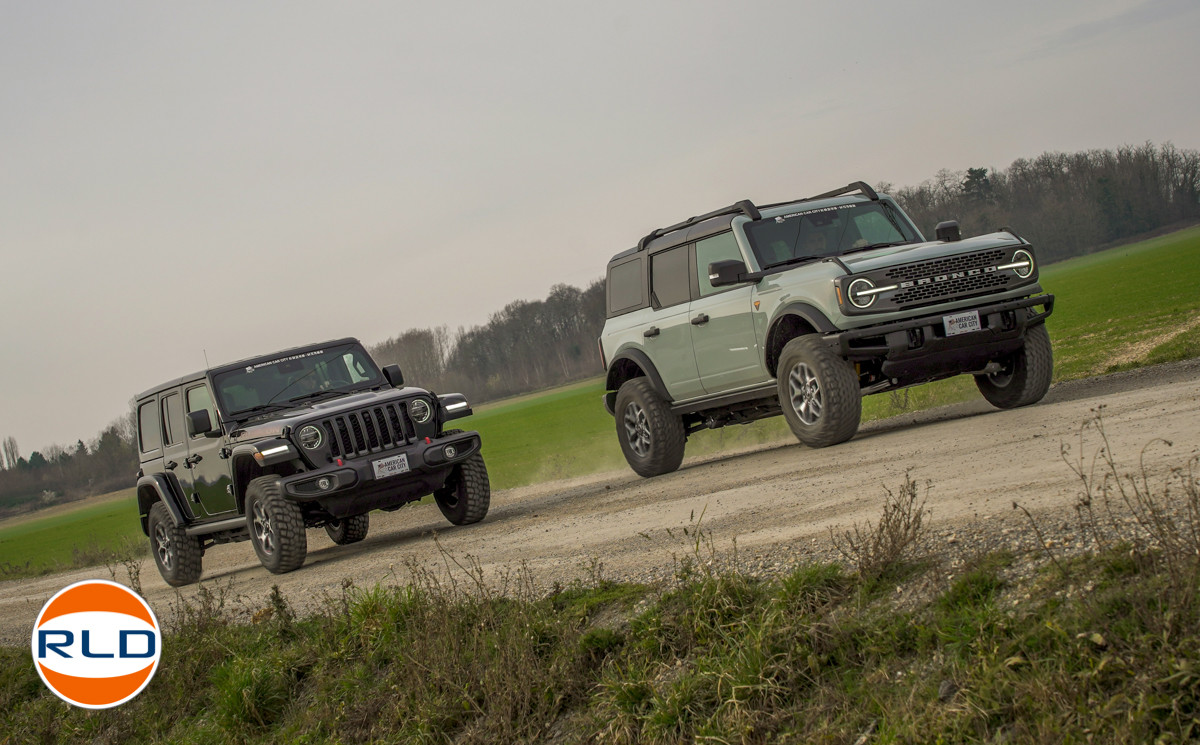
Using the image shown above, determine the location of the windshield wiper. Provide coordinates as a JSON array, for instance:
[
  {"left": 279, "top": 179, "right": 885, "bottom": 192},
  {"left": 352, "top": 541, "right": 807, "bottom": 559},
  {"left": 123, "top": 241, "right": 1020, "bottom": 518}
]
[
  {"left": 230, "top": 403, "right": 289, "bottom": 421},
  {"left": 762, "top": 255, "right": 825, "bottom": 271},
  {"left": 840, "top": 241, "right": 913, "bottom": 255},
  {"left": 286, "top": 390, "right": 342, "bottom": 404}
]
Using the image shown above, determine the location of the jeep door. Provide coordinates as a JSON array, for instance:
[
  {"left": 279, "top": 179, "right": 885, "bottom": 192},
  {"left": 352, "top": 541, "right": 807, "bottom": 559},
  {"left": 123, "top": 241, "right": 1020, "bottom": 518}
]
[
  {"left": 644, "top": 245, "right": 705, "bottom": 400},
  {"left": 181, "top": 382, "right": 236, "bottom": 516},
  {"left": 689, "top": 232, "right": 769, "bottom": 394},
  {"left": 158, "top": 390, "right": 199, "bottom": 520}
]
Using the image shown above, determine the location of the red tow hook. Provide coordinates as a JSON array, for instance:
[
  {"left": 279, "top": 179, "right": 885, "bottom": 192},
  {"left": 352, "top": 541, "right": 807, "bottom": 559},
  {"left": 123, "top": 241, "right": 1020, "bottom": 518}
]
[{"left": 425, "top": 437, "right": 431, "bottom": 444}]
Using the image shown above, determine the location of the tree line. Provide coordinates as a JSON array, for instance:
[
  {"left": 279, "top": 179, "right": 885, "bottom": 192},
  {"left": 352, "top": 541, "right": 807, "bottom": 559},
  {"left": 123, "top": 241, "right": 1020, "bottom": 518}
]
[{"left": 2, "top": 142, "right": 1197, "bottom": 514}]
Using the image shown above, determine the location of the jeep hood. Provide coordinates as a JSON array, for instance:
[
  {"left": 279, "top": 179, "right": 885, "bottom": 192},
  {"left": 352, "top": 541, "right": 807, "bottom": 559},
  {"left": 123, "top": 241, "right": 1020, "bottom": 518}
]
[
  {"left": 229, "top": 386, "right": 428, "bottom": 442},
  {"left": 837, "top": 231, "right": 1026, "bottom": 274}
]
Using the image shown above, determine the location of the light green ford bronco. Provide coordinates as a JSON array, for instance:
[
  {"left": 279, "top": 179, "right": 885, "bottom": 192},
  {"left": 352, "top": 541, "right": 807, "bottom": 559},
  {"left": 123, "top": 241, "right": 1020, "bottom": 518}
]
[{"left": 599, "top": 182, "right": 1055, "bottom": 477}]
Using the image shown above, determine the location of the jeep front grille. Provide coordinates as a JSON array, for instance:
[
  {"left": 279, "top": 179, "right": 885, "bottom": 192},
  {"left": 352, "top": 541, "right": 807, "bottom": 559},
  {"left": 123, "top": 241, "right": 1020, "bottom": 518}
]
[
  {"left": 882, "top": 249, "right": 1014, "bottom": 308},
  {"left": 318, "top": 401, "right": 416, "bottom": 459}
]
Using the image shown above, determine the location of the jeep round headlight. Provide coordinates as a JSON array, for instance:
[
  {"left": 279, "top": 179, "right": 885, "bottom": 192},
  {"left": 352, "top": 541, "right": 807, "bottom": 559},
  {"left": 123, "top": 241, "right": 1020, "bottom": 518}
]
[
  {"left": 847, "top": 278, "right": 877, "bottom": 309},
  {"left": 1011, "top": 249, "right": 1035, "bottom": 279},
  {"left": 298, "top": 425, "right": 323, "bottom": 450},
  {"left": 409, "top": 399, "right": 432, "bottom": 423}
]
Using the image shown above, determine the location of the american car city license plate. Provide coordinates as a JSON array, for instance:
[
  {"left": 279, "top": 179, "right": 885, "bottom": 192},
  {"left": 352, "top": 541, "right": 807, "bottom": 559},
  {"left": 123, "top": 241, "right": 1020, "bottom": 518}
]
[
  {"left": 943, "top": 309, "right": 982, "bottom": 336},
  {"left": 372, "top": 453, "right": 410, "bottom": 480}
]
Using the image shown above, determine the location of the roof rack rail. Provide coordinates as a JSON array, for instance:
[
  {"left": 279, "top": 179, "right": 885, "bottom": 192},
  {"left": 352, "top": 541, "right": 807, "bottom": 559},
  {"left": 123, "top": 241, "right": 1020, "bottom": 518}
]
[
  {"left": 637, "top": 199, "right": 761, "bottom": 251},
  {"left": 759, "top": 181, "right": 880, "bottom": 211}
]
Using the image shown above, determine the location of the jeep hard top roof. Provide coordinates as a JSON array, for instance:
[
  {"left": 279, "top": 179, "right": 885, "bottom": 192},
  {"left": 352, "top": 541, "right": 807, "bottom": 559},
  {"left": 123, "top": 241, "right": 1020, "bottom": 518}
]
[
  {"left": 135, "top": 337, "right": 362, "bottom": 401},
  {"left": 608, "top": 181, "right": 881, "bottom": 263}
]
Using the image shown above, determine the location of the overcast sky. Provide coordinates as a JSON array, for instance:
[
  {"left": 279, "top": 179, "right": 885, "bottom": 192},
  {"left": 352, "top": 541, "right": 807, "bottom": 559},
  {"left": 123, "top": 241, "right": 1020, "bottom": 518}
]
[{"left": 1, "top": 0, "right": 1197, "bottom": 455}]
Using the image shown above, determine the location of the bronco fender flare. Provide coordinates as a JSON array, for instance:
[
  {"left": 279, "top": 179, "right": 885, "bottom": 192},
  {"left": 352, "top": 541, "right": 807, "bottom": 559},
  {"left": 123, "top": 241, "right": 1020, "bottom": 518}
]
[
  {"left": 604, "top": 348, "right": 673, "bottom": 415},
  {"left": 764, "top": 303, "right": 839, "bottom": 377}
]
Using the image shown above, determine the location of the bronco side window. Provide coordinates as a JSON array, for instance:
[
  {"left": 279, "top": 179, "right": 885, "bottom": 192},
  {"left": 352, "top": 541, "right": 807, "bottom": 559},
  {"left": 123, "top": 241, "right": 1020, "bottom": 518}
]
[
  {"left": 695, "top": 232, "right": 743, "bottom": 297},
  {"left": 650, "top": 246, "right": 690, "bottom": 309},
  {"left": 606, "top": 256, "right": 645, "bottom": 317}
]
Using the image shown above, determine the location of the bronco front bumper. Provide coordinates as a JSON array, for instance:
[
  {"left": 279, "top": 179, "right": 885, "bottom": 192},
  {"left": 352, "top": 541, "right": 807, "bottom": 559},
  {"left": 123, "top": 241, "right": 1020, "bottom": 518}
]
[{"left": 832, "top": 295, "right": 1054, "bottom": 385}]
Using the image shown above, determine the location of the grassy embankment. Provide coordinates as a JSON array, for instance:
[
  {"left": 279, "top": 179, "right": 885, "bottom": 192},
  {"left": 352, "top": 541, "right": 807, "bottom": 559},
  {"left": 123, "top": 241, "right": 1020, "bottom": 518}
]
[
  {"left": 2, "top": 226, "right": 1198, "bottom": 578},
  {"left": 4, "top": 416, "right": 1200, "bottom": 743}
]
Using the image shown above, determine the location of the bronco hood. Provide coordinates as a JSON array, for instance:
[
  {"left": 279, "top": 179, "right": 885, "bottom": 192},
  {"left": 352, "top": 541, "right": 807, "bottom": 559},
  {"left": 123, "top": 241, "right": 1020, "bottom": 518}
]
[{"left": 838, "top": 231, "right": 1027, "bottom": 274}]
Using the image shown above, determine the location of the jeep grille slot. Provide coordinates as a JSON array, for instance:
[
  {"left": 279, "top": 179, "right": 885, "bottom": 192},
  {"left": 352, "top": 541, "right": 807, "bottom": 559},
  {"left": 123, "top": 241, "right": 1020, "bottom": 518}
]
[
  {"left": 882, "top": 249, "right": 1014, "bottom": 309},
  {"left": 317, "top": 401, "right": 415, "bottom": 459}
]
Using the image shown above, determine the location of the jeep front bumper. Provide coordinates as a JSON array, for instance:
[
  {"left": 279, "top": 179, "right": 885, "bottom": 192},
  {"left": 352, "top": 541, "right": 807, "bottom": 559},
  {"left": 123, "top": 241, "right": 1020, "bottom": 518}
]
[
  {"left": 832, "top": 295, "right": 1054, "bottom": 385},
  {"left": 279, "top": 430, "right": 482, "bottom": 518}
]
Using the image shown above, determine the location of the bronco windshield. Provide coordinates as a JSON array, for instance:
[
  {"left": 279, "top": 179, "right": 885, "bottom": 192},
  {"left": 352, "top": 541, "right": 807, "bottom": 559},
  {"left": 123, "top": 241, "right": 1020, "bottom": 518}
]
[
  {"left": 212, "top": 342, "right": 382, "bottom": 416},
  {"left": 744, "top": 201, "right": 920, "bottom": 270}
]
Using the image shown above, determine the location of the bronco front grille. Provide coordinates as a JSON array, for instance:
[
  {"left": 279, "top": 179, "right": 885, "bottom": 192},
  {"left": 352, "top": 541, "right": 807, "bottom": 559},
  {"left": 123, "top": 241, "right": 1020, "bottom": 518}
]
[
  {"left": 882, "top": 249, "right": 1015, "bottom": 309},
  {"left": 317, "top": 401, "right": 417, "bottom": 459}
]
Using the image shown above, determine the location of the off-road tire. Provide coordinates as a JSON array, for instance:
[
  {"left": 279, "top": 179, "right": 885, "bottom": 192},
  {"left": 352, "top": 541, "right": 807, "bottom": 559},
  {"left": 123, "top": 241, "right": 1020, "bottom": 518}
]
[
  {"left": 614, "top": 377, "right": 686, "bottom": 477},
  {"left": 246, "top": 476, "right": 307, "bottom": 574},
  {"left": 325, "top": 513, "right": 369, "bottom": 545},
  {"left": 148, "top": 501, "right": 203, "bottom": 587},
  {"left": 434, "top": 452, "right": 491, "bottom": 525},
  {"left": 975, "top": 322, "right": 1053, "bottom": 409},
  {"left": 777, "top": 336, "right": 861, "bottom": 448}
]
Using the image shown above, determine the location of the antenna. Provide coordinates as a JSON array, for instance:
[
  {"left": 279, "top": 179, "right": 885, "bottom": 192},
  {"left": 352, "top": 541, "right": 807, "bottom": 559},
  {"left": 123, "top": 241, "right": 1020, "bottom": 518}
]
[{"left": 203, "top": 349, "right": 210, "bottom": 367}]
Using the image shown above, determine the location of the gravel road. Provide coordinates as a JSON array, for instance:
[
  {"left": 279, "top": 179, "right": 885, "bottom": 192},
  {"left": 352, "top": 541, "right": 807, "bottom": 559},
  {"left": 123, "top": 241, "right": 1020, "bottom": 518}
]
[{"left": 3, "top": 359, "right": 1198, "bottom": 644}]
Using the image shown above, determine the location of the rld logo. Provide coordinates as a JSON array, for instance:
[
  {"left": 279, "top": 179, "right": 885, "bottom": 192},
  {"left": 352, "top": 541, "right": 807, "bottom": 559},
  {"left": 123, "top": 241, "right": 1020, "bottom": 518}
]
[{"left": 31, "top": 579, "right": 162, "bottom": 709}]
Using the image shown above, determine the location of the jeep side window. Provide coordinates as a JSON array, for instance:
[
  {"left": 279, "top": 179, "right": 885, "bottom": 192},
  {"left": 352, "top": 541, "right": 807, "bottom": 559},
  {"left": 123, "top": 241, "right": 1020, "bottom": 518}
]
[
  {"left": 695, "top": 232, "right": 743, "bottom": 297},
  {"left": 161, "top": 392, "right": 185, "bottom": 446},
  {"left": 650, "top": 246, "right": 690, "bottom": 309},
  {"left": 138, "top": 401, "right": 161, "bottom": 455},
  {"left": 185, "top": 385, "right": 217, "bottom": 437}
]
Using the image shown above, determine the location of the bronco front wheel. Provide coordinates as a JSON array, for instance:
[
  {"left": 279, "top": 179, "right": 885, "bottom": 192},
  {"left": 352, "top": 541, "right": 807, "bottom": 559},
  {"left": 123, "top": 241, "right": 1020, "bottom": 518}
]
[{"left": 777, "top": 336, "right": 861, "bottom": 448}]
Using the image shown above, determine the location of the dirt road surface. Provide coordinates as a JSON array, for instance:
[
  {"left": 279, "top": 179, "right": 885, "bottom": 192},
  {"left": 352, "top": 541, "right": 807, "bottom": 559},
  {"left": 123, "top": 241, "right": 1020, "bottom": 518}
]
[{"left": 3, "top": 360, "right": 1198, "bottom": 644}]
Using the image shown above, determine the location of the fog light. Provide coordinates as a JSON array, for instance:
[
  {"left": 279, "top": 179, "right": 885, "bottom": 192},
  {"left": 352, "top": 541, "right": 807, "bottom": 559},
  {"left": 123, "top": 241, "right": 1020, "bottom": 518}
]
[
  {"left": 444, "top": 445, "right": 457, "bottom": 459},
  {"left": 317, "top": 477, "right": 332, "bottom": 491}
]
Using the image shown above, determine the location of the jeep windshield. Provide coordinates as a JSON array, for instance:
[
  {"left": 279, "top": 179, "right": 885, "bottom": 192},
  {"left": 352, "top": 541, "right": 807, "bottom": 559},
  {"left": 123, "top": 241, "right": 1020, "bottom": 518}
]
[
  {"left": 212, "top": 342, "right": 383, "bottom": 418},
  {"left": 744, "top": 201, "right": 920, "bottom": 270}
]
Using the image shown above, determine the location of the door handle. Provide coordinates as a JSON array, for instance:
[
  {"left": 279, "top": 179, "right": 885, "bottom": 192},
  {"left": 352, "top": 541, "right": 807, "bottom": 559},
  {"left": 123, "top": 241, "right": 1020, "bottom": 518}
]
[
  {"left": 691, "top": 313, "right": 710, "bottom": 325},
  {"left": 643, "top": 326, "right": 660, "bottom": 338},
  {"left": 185, "top": 455, "right": 203, "bottom": 468},
  {"left": 165, "top": 460, "right": 177, "bottom": 470}
]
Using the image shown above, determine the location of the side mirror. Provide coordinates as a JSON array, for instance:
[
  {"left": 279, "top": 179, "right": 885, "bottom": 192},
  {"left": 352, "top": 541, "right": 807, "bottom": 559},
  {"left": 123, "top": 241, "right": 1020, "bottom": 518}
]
[
  {"left": 382, "top": 364, "right": 405, "bottom": 388},
  {"left": 935, "top": 220, "right": 961, "bottom": 242},
  {"left": 708, "top": 259, "right": 749, "bottom": 288},
  {"left": 186, "top": 409, "right": 220, "bottom": 438}
]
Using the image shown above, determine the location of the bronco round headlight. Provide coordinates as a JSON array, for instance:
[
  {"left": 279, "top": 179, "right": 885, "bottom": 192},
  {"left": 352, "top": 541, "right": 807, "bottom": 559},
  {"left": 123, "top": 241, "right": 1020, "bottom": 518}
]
[
  {"left": 847, "top": 278, "right": 877, "bottom": 309},
  {"left": 409, "top": 399, "right": 432, "bottom": 423},
  {"left": 298, "top": 425, "right": 323, "bottom": 450},
  {"left": 1011, "top": 249, "right": 1035, "bottom": 279}
]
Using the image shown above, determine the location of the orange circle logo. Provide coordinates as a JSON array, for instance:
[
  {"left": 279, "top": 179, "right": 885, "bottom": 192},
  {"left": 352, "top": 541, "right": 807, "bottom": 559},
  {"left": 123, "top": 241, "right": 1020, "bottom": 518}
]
[{"left": 30, "top": 580, "right": 162, "bottom": 709}]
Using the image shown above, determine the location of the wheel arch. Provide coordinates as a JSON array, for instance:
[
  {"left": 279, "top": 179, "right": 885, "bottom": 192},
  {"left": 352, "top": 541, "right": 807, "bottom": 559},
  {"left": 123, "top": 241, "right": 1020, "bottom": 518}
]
[
  {"left": 605, "top": 348, "right": 672, "bottom": 401},
  {"left": 136, "top": 474, "right": 186, "bottom": 536},
  {"left": 765, "top": 304, "right": 837, "bottom": 377}
]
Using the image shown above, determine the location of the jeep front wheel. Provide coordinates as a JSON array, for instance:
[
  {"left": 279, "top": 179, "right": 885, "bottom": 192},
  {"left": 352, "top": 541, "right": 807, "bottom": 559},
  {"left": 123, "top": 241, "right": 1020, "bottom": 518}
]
[
  {"left": 325, "top": 513, "right": 369, "bottom": 545},
  {"left": 975, "top": 322, "right": 1053, "bottom": 409},
  {"left": 615, "top": 377, "right": 686, "bottom": 477},
  {"left": 148, "top": 501, "right": 203, "bottom": 587},
  {"left": 434, "top": 453, "right": 491, "bottom": 525},
  {"left": 777, "top": 336, "right": 861, "bottom": 448},
  {"left": 246, "top": 476, "right": 307, "bottom": 574}
]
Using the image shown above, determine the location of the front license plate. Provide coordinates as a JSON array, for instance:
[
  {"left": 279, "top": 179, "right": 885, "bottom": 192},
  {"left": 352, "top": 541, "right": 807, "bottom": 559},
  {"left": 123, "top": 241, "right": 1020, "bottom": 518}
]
[
  {"left": 943, "top": 310, "right": 982, "bottom": 336},
  {"left": 372, "top": 453, "right": 410, "bottom": 480}
]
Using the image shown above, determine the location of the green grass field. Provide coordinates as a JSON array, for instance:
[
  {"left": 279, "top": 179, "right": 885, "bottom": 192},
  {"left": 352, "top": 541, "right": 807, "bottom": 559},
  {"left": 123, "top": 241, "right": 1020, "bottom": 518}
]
[
  {"left": 0, "top": 490, "right": 143, "bottom": 577},
  {"left": 3, "top": 227, "right": 1198, "bottom": 577}
]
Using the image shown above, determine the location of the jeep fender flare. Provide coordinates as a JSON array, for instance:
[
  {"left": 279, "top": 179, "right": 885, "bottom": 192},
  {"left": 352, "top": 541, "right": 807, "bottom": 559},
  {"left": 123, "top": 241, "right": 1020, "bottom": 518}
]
[
  {"left": 765, "top": 303, "right": 838, "bottom": 377},
  {"left": 228, "top": 444, "right": 269, "bottom": 514},
  {"left": 604, "top": 348, "right": 672, "bottom": 414},
  {"left": 136, "top": 473, "right": 187, "bottom": 535}
]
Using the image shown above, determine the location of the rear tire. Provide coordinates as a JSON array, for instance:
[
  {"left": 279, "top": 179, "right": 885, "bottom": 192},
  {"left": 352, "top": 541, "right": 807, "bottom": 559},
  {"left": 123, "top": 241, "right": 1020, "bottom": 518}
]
[
  {"left": 975, "top": 323, "right": 1053, "bottom": 409},
  {"left": 777, "top": 336, "right": 861, "bottom": 448},
  {"left": 148, "top": 501, "right": 203, "bottom": 587},
  {"left": 614, "top": 377, "right": 686, "bottom": 477},
  {"left": 246, "top": 476, "right": 307, "bottom": 574},
  {"left": 325, "top": 513, "right": 369, "bottom": 545},
  {"left": 434, "top": 453, "right": 491, "bottom": 525}
]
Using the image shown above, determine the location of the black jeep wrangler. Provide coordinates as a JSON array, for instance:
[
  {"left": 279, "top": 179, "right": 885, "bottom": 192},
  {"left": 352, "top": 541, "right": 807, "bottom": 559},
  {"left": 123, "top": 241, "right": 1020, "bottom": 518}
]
[{"left": 133, "top": 338, "right": 489, "bottom": 586}]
